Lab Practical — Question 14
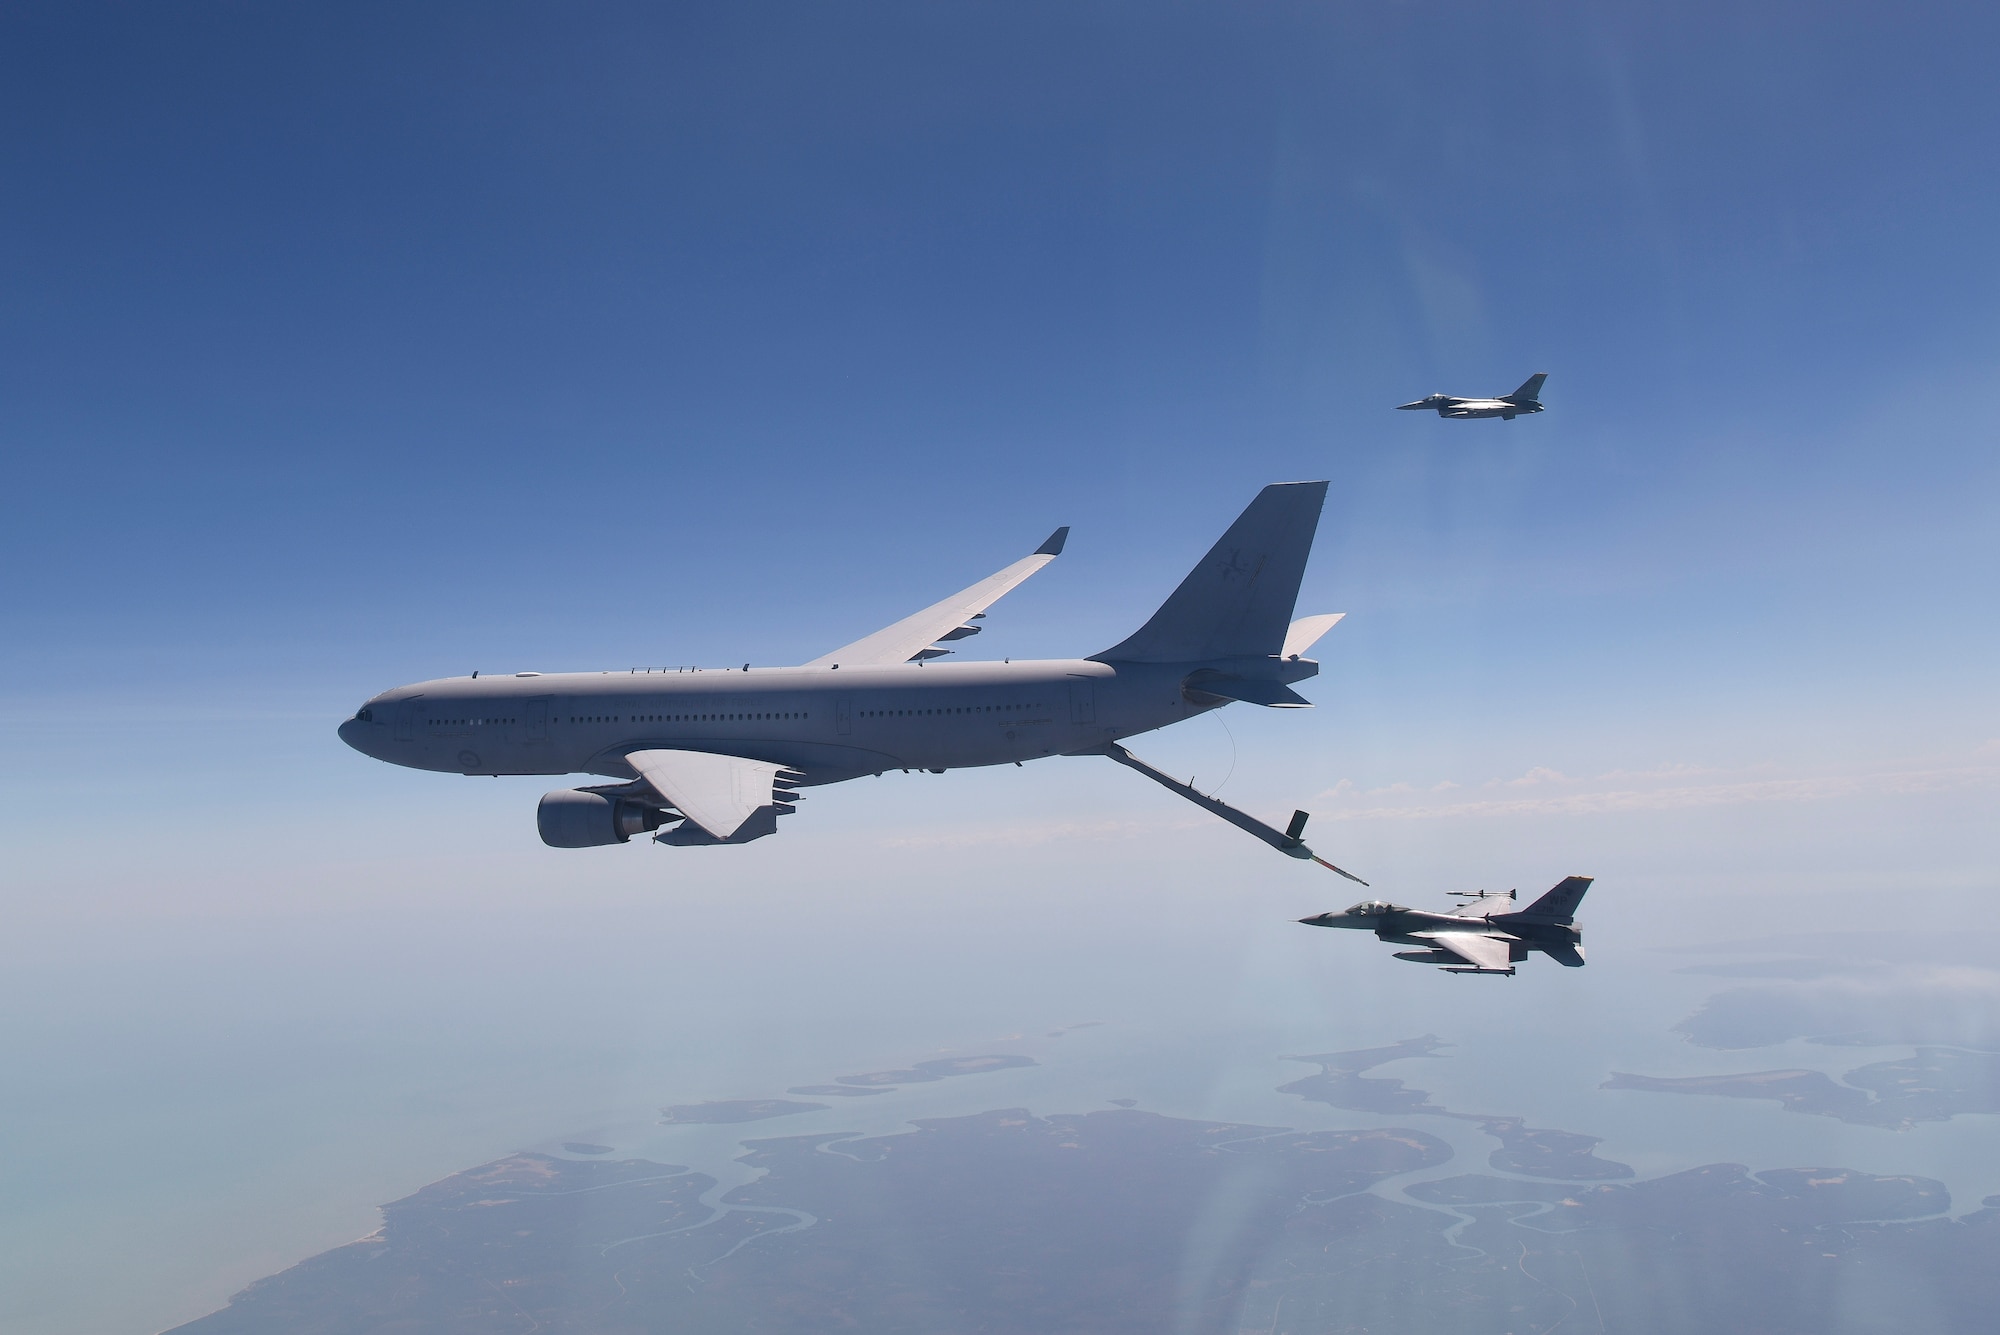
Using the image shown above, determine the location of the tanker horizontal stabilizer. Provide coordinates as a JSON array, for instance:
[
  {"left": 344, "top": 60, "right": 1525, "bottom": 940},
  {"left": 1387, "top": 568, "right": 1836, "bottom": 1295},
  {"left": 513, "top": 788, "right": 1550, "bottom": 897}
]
[
  {"left": 1281, "top": 613, "right": 1345, "bottom": 660},
  {"left": 1182, "top": 674, "right": 1312, "bottom": 708}
]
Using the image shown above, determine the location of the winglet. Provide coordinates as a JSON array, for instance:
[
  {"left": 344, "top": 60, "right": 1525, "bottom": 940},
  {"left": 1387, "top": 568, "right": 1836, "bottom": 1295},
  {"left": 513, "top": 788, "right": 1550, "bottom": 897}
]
[{"left": 806, "top": 526, "right": 1071, "bottom": 668}]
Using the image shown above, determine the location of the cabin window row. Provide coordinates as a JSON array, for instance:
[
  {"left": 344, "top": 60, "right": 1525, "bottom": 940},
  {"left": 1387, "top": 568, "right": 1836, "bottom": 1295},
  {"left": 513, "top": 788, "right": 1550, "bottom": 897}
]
[
  {"left": 416, "top": 706, "right": 1026, "bottom": 727},
  {"left": 860, "top": 704, "right": 1038, "bottom": 717},
  {"left": 565, "top": 713, "right": 808, "bottom": 723}
]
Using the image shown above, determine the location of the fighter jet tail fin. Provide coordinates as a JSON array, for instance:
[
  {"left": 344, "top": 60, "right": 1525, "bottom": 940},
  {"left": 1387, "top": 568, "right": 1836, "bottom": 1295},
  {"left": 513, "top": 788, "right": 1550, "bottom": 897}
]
[
  {"left": 1505, "top": 372, "right": 1548, "bottom": 404},
  {"left": 1093, "top": 481, "right": 1328, "bottom": 663},
  {"left": 1517, "top": 875, "right": 1592, "bottom": 923}
]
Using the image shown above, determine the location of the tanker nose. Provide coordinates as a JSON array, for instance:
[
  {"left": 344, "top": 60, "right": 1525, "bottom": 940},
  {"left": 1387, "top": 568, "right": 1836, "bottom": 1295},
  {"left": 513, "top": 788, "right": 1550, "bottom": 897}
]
[{"left": 338, "top": 710, "right": 379, "bottom": 757}]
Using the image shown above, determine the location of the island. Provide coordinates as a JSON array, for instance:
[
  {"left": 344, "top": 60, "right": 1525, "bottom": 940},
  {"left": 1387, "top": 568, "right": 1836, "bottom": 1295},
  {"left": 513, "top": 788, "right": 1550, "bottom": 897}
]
[
  {"left": 1283, "top": 1037, "right": 1632, "bottom": 1179},
  {"left": 1605, "top": 1047, "right": 2000, "bottom": 1129},
  {"left": 1278, "top": 1034, "right": 1450, "bottom": 1114},
  {"left": 660, "top": 1099, "right": 828, "bottom": 1125},
  {"left": 832, "top": 1053, "right": 1039, "bottom": 1087},
  {"left": 1467, "top": 1114, "right": 1634, "bottom": 1180}
]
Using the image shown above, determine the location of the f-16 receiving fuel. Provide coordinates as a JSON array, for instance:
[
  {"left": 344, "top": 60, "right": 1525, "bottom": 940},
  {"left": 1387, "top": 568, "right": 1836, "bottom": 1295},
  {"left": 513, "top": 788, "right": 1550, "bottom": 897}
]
[
  {"left": 1396, "top": 373, "right": 1548, "bottom": 420},
  {"left": 1297, "top": 877, "right": 1593, "bottom": 975},
  {"left": 340, "top": 482, "right": 1367, "bottom": 879}
]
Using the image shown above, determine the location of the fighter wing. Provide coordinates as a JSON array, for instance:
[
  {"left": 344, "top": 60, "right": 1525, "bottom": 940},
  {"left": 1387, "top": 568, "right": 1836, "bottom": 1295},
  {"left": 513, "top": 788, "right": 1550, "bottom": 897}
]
[
  {"left": 1448, "top": 894, "right": 1514, "bottom": 918},
  {"left": 1411, "top": 932, "right": 1513, "bottom": 970},
  {"left": 806, "top": 528, "right": 1068, "bottom": 667},
  {"left": 626, "top": 749, "right": 797, "bottom": 842}
]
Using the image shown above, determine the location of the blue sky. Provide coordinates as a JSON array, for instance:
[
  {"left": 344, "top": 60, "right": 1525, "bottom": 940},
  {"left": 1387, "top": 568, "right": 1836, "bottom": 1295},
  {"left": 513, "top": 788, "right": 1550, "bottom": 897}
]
[
  {"left": 5, "top": 1, "right": 1993, "bottom": 862},
  {"left": 2, "top": 0, "right": 1995, "bottom": 923},
  {"left": 1, "top": 7, "right": 1997, "bottom": 1327}
]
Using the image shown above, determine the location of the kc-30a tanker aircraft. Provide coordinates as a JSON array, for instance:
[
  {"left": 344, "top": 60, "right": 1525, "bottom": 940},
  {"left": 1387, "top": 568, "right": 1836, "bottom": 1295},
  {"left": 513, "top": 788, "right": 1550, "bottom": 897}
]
[{"left": 340, "top": 482, "right": 1368, "bottom": 879}]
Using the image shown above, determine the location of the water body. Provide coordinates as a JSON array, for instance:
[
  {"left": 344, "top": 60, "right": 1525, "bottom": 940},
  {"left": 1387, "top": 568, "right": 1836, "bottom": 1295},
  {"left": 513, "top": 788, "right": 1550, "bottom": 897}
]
[{"left": 5, "top": 885, "right": 1996, "bottom": 1335}]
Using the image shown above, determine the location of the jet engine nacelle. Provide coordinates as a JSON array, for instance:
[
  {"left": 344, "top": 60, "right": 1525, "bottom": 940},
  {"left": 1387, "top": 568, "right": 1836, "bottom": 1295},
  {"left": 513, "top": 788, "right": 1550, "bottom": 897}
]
[{"left": 537, "top": 789, "right": 671, "bottom": 848}]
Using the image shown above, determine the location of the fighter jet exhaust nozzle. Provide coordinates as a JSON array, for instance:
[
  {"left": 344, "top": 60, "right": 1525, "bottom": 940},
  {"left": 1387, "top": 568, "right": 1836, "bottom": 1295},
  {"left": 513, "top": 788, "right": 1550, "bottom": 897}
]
[{"left": 537, "top": 789, "right": 675, "bottom": 848}]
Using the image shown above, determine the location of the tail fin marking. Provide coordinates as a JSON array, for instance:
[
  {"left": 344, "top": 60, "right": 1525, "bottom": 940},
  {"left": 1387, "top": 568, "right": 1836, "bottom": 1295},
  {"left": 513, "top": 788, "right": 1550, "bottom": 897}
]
[
  {"left": 1517, "top": 875, "right": 1592, "bottom": 923},
  {"left": 1095, "top": 481, "right": 1329, "bottom": 663}
]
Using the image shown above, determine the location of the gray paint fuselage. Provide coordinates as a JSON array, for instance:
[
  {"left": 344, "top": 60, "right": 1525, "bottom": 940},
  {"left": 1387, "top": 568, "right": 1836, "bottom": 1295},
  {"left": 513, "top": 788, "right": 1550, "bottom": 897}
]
[
  {"left": 336, "top": 657, "right": 1253, "bottom": 785},
  {"left": 1312, "top": 906, "right": 1581, "bottom": 950}
]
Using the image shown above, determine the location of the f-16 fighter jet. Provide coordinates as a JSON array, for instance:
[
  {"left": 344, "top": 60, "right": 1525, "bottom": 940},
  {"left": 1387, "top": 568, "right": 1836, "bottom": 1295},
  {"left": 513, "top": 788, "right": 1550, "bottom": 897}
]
[
  {"left": 340, "top": 481, "right": 1367, "bottom": 880},
  {"left": 1396, "top": 373, "right": 1547, "bottom": 419},
  {"left": 1298, "top": 877, "right": 1593, "bottom": 975}
]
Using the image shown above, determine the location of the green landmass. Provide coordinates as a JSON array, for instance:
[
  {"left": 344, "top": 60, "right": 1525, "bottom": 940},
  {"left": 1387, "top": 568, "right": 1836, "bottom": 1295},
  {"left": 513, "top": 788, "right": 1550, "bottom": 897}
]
[
  {"left": 1279, "top": 1035, "right": 1450, "bottom": 1114},
  {"left": 170, "top": 1110, "right": 1995, "bottom": 1335},
  {"left": 833, "top": 1053, "right": 1037, "bottom": 1087},
  {"left": 1606, "top": 1048, "right": 2000, "bottom": 1129},
  {"left": 1407, "top": 1174, "right": 1596, "bottom": 1205},
  {"left": 1469, "top": 1116, "right": 1634, "bottom": 1180},
  {"left": 1408, "top": 1167, "right": 1946, "bottom": 1222},
  {"left": 1283, "top": 1037, "right": 1632, "bottom": 1179}
]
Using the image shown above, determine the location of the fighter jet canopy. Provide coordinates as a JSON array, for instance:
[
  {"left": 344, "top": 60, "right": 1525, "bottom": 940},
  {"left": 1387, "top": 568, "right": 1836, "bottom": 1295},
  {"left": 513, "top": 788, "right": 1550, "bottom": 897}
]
[{"left": 1346, "top": 900, "right": 1405, "bottom": 915}]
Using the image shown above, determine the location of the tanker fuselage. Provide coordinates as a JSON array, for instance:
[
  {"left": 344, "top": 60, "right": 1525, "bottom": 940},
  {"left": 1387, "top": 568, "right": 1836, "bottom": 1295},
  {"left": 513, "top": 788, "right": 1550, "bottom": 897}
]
[{"left": 336, "top": 656, "right": 1265, "bottom": 787}]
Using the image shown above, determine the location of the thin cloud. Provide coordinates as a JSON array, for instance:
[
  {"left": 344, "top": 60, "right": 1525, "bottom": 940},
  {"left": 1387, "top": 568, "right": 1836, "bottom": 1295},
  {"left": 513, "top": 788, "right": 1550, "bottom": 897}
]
[
  {"left": 1308, "top": 758, "right": 1998, "bottom": 822},
  {"left": 881, "top": 816, "right": 1195, "bottom": 851}
]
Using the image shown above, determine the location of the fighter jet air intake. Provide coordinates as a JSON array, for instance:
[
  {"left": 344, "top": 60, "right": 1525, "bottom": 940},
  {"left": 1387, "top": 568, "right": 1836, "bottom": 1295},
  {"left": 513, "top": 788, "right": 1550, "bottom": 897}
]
[
  {"left": 340, "top": 482, "right": 1366, "bottom": 879},
  {"left": 1396, "top": 372, "right": 1548, "bottom": 419},
  {"left": 1298, "top": 877, "right": 1594, "bottom": 975}
]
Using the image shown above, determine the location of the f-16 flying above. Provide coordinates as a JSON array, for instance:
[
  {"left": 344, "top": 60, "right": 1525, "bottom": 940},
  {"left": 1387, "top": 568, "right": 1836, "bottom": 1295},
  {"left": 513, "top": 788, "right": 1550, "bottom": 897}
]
[
  {"left": 1297, "top": 877, "right": 1593, "bottom": 975},
  {"left": 1396, "top": 372, "right": 1548, "bottom": 419},
  {"left": 339, "top": 482, "right": 1366, "bottom": 879}
]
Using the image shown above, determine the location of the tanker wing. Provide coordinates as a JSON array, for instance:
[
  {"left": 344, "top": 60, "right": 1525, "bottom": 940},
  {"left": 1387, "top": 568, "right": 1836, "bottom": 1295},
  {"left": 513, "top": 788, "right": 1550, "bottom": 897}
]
[{"left": 805, "top": 527, "right": 1067, "bottom": 668}]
